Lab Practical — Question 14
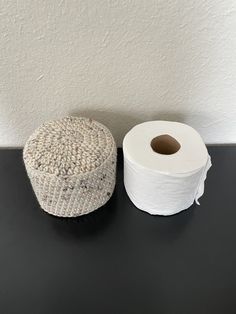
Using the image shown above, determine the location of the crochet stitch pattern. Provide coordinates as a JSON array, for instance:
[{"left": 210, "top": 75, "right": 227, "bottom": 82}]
[{"left": 23, "top": 116, "right": 117, "bottom": 217}]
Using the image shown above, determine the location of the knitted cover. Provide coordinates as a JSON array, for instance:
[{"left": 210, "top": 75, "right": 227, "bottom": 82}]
[{"left": 23, "top": 116, "right": 117, "bottom": 217}]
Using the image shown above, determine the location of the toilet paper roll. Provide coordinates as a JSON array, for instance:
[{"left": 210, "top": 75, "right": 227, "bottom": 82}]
[{"left": 123, "top": 121, "right": 212, "bottom": 216}]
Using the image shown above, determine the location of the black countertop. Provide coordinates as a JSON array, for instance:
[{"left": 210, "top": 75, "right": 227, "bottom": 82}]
[{"left": 0, "top": 147, "right": 236, "bottom": 314}]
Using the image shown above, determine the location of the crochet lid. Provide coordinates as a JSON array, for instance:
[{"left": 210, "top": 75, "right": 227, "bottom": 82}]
[{"left": 23, "top": 117, "right": 115, "bottom": 176}]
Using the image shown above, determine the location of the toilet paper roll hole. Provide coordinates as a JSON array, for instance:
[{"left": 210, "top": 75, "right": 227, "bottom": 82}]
[{"left": 151, "top": 134, "right": 181, "bottom": 155}]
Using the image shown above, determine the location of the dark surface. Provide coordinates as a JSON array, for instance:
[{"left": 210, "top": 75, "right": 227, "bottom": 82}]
[{"left": 0, "top": 147, "right": 236, "bottom": 314}]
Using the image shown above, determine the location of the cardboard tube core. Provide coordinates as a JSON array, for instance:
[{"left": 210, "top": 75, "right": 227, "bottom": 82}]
[{"left": 151, "top": 134, "right": 181, "bottom": 155}]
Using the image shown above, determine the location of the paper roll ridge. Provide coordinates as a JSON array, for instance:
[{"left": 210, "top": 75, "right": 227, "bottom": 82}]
[{"left": 123, "top": 121, "right": 211, "bottom": 216}]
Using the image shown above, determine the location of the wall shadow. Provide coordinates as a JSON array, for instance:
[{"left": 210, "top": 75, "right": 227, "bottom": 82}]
[{"left": 69, "top": 108, "right": 195, "bottom": 146}]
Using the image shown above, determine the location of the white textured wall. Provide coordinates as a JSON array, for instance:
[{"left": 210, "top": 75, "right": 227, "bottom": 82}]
[{"left": 0, "top": 0, "right": 236, "bottom": 147}]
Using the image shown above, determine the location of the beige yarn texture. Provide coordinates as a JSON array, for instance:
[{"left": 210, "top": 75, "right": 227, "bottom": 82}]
[{"left": 23, "top": 116, "right": 117, "bottom": 217}]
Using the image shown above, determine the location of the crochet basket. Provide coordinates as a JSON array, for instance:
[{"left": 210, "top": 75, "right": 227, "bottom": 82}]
[{"left": 23, "top": 116, "right": 117, "bottom": 217}]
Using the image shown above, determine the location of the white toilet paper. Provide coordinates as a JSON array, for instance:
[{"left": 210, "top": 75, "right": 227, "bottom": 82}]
[{"left": 123, "top": 121, "right": 211, "bottom": 216}]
